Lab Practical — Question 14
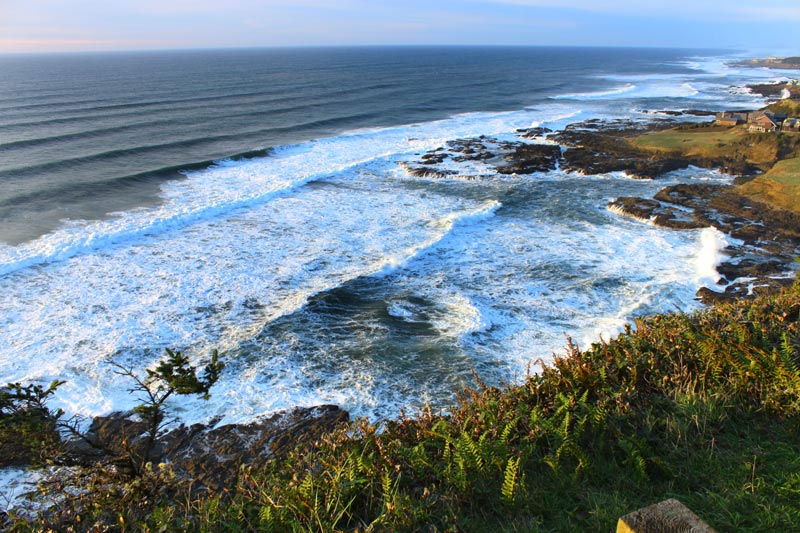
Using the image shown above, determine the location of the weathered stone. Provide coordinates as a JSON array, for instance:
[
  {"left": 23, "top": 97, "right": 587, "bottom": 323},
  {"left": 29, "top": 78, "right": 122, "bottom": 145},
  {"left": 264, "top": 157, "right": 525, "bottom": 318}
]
[
  {"left": 66, "top": 405, "right": 349, "bottom": 493},
  {"left": 608, "top": 197, "right": 707, "bottom": 229},
  {"left": 495, "top": 144, "right": 561, "bottom": 174},
  {"left": 160, "top": 405, "right": 348, "bottom": 492},
  {"left": 608, "top": 182, "right": 800, "bottom": 303},
  {"left": 516, "top": 126, "right": 553, "bottom": 138},
  {"left": 402, "top": 136, "right": 560, "bottom": 179},
  {"left": 617, "top": 498, "right": 716, "bottom": 533},
  {"left": 82, "top": 410, "right": 158, "bottom": 467}
]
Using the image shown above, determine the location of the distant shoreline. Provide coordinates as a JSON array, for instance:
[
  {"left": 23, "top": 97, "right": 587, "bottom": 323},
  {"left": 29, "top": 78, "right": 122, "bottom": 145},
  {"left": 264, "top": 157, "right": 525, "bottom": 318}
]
[{"left": 734, "top": 56, "right": 800, "bottom": 70}]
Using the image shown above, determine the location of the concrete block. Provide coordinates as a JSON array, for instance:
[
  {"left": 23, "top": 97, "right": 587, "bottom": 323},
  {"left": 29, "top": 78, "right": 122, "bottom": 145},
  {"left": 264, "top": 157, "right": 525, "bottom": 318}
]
[{"left": 617, "top": 498, "right": 716, "bottom": 533}]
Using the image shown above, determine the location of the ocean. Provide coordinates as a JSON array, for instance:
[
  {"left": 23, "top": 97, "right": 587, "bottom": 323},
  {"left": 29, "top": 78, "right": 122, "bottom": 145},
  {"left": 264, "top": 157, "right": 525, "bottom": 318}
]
[{"left": 0, "top": 46, "right": 789, "bottom": 425}]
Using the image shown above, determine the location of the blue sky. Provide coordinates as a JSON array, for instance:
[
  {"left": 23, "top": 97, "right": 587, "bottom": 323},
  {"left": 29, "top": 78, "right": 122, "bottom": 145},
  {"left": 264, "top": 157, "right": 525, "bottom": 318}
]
[{"left": 1, "top": 0, "right": 798, "bottom": 54}]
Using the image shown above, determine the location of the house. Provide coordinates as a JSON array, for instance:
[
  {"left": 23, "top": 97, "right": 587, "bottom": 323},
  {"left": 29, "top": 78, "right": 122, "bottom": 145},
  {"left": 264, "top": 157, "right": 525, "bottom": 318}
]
[
  {"left": 748, "top": 112, "right": 782, "bottom": 133},
  {"left": 715, "top": 113, "right": 739, "bottom": 126},
  {"left": 783, "top": 117, "right": 800, "bottom": 132},
  {"left": 715, "top": 111, "right": 747, "bottom": 126}
]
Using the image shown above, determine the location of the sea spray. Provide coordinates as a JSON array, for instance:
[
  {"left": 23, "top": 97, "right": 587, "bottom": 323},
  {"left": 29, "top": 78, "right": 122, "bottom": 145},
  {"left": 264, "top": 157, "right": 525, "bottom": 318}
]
[{"left": 695, "top": 227, "right": 729, "bottom": 286}]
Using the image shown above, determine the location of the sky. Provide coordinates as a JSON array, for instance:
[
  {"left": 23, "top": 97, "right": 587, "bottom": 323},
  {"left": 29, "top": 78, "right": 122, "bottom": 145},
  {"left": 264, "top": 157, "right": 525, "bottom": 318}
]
[{"left": 0, "top": 0, "right": 798, "bottom": 54}]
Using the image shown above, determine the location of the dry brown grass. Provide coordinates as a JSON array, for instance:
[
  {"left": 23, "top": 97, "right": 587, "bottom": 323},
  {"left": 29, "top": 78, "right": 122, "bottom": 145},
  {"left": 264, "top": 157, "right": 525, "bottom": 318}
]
[{"left": 739, "top": 157, "right": 800, "bottom": 213}]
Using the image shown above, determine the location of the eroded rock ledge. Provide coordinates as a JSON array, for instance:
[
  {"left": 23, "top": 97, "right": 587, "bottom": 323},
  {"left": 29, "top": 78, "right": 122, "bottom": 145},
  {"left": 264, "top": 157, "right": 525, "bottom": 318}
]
[
  {"left": 610, "top": 185, "right": 800, "bottom": 304},
  {"left": 400, "top": 135, "right": 562, "bottom": 179},
  {"left": 66, "top": 405, "right": 349, "bottom": 493}
]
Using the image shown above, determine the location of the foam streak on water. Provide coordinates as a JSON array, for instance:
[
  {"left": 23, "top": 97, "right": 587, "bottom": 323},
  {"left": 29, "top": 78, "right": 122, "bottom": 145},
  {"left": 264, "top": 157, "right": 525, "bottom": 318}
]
[{"left": 0, "top": 49, "right": 775, "bottom": 426}]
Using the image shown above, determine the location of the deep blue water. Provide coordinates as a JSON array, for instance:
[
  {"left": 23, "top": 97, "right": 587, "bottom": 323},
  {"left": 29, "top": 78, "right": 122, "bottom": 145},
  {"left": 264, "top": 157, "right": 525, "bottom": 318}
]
[{"left": 0, "top": 46, "right": 711, "bottom": 244}]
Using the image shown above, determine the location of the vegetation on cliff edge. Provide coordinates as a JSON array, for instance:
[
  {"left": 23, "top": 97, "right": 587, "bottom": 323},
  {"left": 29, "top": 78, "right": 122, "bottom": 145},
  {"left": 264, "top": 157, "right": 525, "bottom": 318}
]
[{"left": 5, "top": 279, "right": 800, "bottom": 531}]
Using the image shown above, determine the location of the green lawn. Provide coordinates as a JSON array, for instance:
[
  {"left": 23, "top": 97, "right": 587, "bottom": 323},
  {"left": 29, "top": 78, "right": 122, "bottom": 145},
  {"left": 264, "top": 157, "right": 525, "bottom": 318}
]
[{"left": 633, "top": 126, "right": 781, "bottom": 167}]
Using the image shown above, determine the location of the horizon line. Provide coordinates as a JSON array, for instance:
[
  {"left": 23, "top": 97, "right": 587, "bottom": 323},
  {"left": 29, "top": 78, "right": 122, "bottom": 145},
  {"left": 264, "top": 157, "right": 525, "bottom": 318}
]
[{"left": 0, "top": 43, "right": 738, "bottom": 57}]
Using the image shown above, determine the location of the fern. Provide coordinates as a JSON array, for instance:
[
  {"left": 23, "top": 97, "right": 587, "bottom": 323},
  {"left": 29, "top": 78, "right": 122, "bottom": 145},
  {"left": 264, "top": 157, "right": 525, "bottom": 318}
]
[{"left": 501, "top": 455, "right": 521, "bottom": 504}]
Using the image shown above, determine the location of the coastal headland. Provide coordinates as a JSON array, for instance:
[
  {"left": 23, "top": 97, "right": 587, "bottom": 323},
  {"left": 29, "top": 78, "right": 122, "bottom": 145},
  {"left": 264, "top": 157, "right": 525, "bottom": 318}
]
[
  {"left": 403, "top": 96, "right": 800, "bottom": 305},
  {"left": 736, "top": 56, "right": 800, "bottom": 70}
]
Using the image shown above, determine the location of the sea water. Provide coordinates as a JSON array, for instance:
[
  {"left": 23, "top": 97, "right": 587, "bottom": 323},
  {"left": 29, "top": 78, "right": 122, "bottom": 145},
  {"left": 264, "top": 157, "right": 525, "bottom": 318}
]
[{"left": 0, "top": 46, "right": 796, "bottom": 426}]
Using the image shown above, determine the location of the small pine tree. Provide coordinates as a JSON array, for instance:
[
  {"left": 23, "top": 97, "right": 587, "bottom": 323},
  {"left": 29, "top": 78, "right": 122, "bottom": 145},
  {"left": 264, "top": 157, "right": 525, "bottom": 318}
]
[{"left": 111, "top": 348, "right": 224, "bottom": 473}]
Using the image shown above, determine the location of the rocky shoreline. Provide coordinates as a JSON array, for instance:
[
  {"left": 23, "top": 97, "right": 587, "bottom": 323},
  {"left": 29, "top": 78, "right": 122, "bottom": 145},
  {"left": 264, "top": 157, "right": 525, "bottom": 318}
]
[
  {"left": 736, "top": 56, "right": 800, "bottom": 70},
  {"left": 401, "top": 114, "right": 800, "bottom": 305},
  {"left": 57, "top": 405, "right": 350, "bottom": 494}
]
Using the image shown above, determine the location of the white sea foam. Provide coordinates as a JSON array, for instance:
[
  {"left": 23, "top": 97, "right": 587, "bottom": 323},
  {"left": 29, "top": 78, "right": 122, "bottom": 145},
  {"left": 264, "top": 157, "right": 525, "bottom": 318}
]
[
  {"left": 0, "top": 109, "right": 535, "bottom": 278},
  {"left": 0, "top": 63, "right": 764, "bottom": 427},
  {"left": 552, "top": 83, "right": 636, "bottom": 100}
]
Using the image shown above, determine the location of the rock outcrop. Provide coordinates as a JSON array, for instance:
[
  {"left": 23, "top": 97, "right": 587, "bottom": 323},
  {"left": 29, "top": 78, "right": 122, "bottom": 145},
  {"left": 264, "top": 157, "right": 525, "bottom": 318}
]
[
  {"left": 70, "top": 405, "right": 349, "bottom": 492},
  {"left": 610, "top": 184, "right": 800, "bottom": 304}
]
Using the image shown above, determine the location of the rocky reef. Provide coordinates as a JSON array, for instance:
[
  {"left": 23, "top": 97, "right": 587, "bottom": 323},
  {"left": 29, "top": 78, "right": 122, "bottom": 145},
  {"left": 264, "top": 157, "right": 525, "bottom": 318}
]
[
  {"left": 401, "top": 115, "right": 798, "bottom": 304},
  {"left": 610, "top": 185, "right": 800, "bottom": 304},
  {"left": 400, "top": 134, "right": 561, "bottom": 179}
]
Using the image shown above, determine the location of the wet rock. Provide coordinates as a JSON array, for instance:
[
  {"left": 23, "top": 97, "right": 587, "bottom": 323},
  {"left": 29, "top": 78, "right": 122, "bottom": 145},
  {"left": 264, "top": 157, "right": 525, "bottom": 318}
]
[
  {"left": 495, "top": 144, "right": 561, "bottom": 175},
  {"left": 696, "top": 278, "right": 795, "bottom": 306},
  {"left": 516, "top": 126, "right": 553, "bottom": 138},
  {"left": 562, "top": 147, "right": 692, "bottom": 179},
  {"left": 401, "top": 136, "right": 559, "bottom": 178},
  {"left": 552, "top": 119, "right": 699, "bottom": 179},
  {"left": 398, "top": 162, "right": 460, "bottom": 179},
  {"left": 641, "top": 109, "right": 716, "bottom": 117},
  {"left": 553, "top": 118, "right": 761, "bottom": 180},
  {"left": 81, "top": 410, "right": 157, "bottom": 468},
  {"left": 608, "top": 197, "right": 707, "bottom": 229},
  {"left": 608, "top": 182, "right": 800, "bottom": 303}
]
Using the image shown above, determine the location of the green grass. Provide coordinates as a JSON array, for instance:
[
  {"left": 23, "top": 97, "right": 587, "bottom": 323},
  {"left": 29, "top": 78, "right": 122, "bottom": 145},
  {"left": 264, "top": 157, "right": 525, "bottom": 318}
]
[
  {"left": 632, "top": 126, "right": 785, "bottom": 168},
  {"left": 633, "top": 119, "right": 800, "bottom": 214},
  {"left": 768, "top": 99, "right": 800, "bottom": 117},
  {"left": 739, "top": 157, "right": 800, "bottom": 214},
  {"left": 14, "top": 281, "right": 800, "bottom": 531}
]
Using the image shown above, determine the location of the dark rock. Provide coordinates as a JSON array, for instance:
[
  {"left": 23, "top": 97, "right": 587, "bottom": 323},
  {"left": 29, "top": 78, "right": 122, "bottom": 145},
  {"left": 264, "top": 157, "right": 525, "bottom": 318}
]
[
  {"left": 553, "top": 118, "right": 763, "bottom": 180},
  {"left": 697, "top": 277, "right": 795, "bottom": 306},
  {"left": 717, "top": 259, "right": 787, "bottom": 281},
  {"left": 746, "top": 81, "right": 800, "bottom": 98},
  {"left": 69, "top": 405, "right": 349, "bottom": 493},
  {"left": 552, "top": 119, "right": 699, "bottom": 179},
  {"left": 697, "top": 286, "right": 739, "bottom": 305},
  {"left": 639, "top": 110, "right": 715, "bottom": 117},
  {"left": 420, "top": 152, "right": 447, "bottom": 165},
  {"left": 516, "top": 127, "right": 553, "bottom": 138},
  {"left": 495, "top": 144, "right": 561, "bottom": 175},
  {"left": 683, "top": 109, "right": 718, "bottom": 117},
  {"left": 401, "top": 137, "right": 559, "bottom": 179},
  {"left": 399, "top": 162, "right": 460, "bottom": 179},
  {"left": 562, "top": 146, "right": 692, "bottom": 179},
  {"left": 161, "top": 405, "right": 348, "bottom": 492},
  {"left": 80, "top": 410, "right": 157, "bottom": 470},
  {"left": 608, "top": 197, "right": 707, "bottom": 229},
  {"left": 608, "top": 181, "right": 800, "bottom": 304}
]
